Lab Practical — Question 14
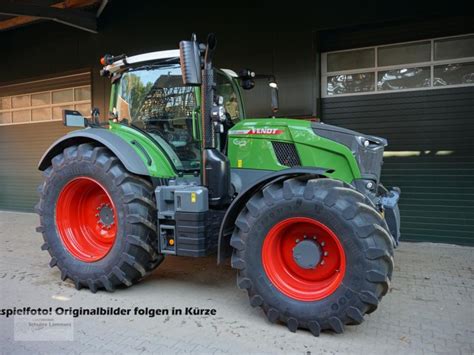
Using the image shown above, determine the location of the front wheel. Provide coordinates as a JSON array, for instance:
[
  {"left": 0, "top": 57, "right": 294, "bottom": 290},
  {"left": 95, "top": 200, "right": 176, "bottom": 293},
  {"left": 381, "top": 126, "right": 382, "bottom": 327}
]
[
  {"left": 36, "top": 143, "right": 163, "bottom": 292},
  {"left": 230, "top": 178, "right": 394, "bottom": 335}
]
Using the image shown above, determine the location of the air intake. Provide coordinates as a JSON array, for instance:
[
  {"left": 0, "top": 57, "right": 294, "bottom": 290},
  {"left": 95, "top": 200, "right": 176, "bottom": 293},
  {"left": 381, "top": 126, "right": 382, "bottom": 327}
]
[{"left": 272, "top": 142, "right": 301, "bottom": 167}]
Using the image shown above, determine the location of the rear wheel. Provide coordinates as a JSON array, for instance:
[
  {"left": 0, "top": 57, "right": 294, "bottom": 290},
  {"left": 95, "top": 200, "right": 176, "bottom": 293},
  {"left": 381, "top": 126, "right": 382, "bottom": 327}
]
[
  {"left": 36, "top": 143, "right": 163, "bottom": 292},
  {"left": 55, "top": 176, "right": 118, "bottom": 262},
  {"left": 230, "top": 178, "right": 394, "bottom": 335}
]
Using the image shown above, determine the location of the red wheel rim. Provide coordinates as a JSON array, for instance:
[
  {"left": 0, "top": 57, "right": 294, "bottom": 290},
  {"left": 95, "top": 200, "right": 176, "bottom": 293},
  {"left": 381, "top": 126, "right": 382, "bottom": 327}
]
[
  {"left": 56, "top": 177, "right": 117, "bottom": 262},
  {"left": 262, "top": 217, "right": 346, "bottom": 301}
]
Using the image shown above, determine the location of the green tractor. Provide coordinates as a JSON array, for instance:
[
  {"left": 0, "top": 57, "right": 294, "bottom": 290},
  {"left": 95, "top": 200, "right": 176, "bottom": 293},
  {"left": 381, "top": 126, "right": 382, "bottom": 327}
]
[{"left": 36, "top": 34, "right": 400, "bottom": 335}]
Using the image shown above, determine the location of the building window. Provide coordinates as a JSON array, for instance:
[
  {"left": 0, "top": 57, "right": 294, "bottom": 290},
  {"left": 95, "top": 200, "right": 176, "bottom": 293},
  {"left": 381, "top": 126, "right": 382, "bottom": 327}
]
[
  {"left": 321, "top": 34, "right": 474, "bottom": 97},
  {"left": 0, "top": 85, "right": 91, "bottom": 125}
]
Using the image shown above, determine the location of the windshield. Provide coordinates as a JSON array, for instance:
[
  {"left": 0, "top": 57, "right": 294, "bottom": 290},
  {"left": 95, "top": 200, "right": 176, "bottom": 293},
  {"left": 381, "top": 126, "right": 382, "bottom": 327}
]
[{"left": 116, "top": 63, "right": 200, "bottom": 171}]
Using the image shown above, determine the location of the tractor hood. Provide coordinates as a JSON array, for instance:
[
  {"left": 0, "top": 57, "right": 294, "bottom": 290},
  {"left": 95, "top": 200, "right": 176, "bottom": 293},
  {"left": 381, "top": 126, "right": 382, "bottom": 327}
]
[{"left": 312, "top": 122, "right": 387, "bottom": 182}]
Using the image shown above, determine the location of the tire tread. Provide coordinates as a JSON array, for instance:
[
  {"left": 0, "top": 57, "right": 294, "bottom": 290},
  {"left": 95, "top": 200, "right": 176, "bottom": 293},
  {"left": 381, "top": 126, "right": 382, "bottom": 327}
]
[{"left": 230, "top": 177, "right": 394, "bottom": 335}]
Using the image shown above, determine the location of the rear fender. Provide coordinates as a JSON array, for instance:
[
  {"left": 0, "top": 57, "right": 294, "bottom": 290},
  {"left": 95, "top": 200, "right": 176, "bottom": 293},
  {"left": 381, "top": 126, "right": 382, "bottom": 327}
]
[
  {"left": 38, "top": 128, "right": 149, "bottom": 176},
  {"left": 217, "top": 167, "right": 331, "bottom": 264}
]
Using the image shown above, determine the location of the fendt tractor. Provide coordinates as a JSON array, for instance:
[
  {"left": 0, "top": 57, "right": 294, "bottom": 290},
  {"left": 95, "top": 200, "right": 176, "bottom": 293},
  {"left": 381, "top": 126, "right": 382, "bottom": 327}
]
[{"left": 36, "top": 34, "right": 401, "bottom": 335}]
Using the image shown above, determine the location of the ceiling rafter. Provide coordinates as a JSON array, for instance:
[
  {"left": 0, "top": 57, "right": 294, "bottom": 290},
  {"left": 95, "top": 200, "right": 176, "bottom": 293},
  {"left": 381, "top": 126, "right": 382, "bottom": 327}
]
[{"left": 0, "top": 0, "right": 103, "bottom": 33}]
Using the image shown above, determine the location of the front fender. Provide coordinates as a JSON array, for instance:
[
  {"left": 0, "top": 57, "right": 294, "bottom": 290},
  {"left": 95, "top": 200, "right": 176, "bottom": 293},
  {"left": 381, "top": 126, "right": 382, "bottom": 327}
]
[
  {"left": 217, "top": 167, "right": 331, "bottom": 264},
  {"left": 38, "top": 128, "right": 149, "bottom": 176}
]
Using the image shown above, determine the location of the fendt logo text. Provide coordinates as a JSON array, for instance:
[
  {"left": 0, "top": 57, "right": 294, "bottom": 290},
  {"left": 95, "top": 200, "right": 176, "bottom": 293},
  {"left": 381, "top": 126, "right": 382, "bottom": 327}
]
[{"left": 230, "top": 128, "right": 284, "bottom": 135}]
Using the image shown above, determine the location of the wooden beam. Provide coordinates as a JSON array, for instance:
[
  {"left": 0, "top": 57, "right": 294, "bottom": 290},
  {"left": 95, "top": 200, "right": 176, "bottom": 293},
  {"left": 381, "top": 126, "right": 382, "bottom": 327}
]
[
  {"left": 0, "top": 15, "right": 37, "bottom": 31},
  {"left": 0, "top": 0, "right": 100, "bottom": 32}
]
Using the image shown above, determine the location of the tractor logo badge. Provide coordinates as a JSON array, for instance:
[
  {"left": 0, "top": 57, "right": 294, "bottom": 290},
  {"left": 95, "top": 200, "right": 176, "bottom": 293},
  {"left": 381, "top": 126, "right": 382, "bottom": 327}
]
[
  {"left": 233, "top": 139, "right": 248, "bottom": 147},
  {"left": 229, "top": 128, "right": 284, "bottom": 135}
]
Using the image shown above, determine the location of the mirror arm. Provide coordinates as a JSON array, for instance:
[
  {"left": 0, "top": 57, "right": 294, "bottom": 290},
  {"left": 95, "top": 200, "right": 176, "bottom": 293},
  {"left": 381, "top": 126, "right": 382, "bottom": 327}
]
[{"left": 201, "top": 34, "right": 217, "bottom": 150}]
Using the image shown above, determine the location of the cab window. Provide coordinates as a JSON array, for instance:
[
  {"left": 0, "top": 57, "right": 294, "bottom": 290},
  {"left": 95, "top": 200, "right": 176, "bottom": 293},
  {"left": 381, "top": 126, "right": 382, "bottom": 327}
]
[
  {"left": 116, "top": 63, "right": 200, "bottom": 171},
  {"left": 216, "top": 71, "right": 241, "bottom": 123}
]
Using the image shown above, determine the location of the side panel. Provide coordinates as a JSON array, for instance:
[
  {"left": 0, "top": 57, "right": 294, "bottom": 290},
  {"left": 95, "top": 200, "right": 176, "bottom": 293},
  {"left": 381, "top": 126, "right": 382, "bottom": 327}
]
[
  {"left": 108, "top": 122, "right": 177, "bottom": 178},
  {"left": 227, "top": 118, "right": 361, "bottom": 184}
]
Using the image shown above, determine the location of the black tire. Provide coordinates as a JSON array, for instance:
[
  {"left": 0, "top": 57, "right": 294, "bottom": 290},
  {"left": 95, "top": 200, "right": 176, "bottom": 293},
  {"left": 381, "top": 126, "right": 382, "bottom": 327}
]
[
  {"left": 230, "top": 178, "right": 394, "bottom": 335},
  {"left": 36, "top": 143, "right": 163, "bottom": 292}
]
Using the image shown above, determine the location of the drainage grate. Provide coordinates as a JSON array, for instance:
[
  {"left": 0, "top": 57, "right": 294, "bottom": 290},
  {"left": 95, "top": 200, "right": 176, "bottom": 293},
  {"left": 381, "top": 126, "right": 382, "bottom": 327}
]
[{"left": 272, "top": 142, "right": 301, "bottom": 167}]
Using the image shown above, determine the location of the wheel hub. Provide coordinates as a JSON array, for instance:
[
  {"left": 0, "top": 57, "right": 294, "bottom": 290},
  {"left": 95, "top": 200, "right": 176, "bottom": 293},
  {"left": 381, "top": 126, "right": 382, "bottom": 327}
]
[
  {"left": 56, "top": 177, "right": 117, "bottom": 262},
  {"left": 261, "top": 217, "right": 346, "bottom": 301},
  {"left": 98, "top": 204, "right": 114, "bottom": 228},
  {"left": 292, "top": 239, "right": 322, "bottom": 269}
]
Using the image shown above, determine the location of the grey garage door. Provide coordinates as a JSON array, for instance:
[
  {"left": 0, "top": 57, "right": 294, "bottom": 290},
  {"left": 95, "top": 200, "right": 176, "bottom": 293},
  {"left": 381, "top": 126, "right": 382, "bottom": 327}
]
[
  {"left": 0, "top": 73, "right": 90, "bottom": 212},
  {"left": 320, "top": 32, "right": 474, "bottom": 246},
  {"left": 321, "top": 87, "right": 474, "bottom": 246}
]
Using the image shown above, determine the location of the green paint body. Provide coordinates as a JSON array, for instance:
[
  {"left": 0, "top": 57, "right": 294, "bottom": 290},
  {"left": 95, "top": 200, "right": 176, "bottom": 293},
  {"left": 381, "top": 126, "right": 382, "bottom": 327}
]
[
  {"left": 227, "top": 119, "right": 361, "bottom": 183},
  {"left": 108, "top": 117, "right": 361, "bottom": 184},
  {"left": 109, "top": 122, "right": 177, "bottom": 178}
]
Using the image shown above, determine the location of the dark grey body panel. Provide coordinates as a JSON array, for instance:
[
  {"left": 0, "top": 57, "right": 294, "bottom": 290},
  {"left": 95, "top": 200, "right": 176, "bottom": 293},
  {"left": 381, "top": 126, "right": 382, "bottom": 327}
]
[
  {"left": 231, "top": 168, "right": 275, "bottom": 194},
  {"left": 218, "top": 167, "right": 331, "bottom": 264},
  {"left": 38, "top": 127, "right": 149, "bottom": 176},
  {"left": 312, "top": 122, "right": 386, "bottom": 183}
]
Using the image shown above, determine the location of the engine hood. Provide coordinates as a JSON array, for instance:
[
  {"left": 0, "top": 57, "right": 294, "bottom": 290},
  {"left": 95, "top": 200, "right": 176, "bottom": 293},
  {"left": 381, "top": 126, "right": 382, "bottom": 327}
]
[
  {"left": 312, "top": 122, "right": 387, "bottom": 147},
  {"left": 312, "top": 122, "right": 387, "bottom": 182}
]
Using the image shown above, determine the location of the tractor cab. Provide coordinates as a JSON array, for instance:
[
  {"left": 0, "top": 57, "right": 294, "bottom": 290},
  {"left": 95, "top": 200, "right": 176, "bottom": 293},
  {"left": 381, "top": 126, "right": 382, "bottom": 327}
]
[
  {"left": 103, "top": 52, "right": 244, "bottom": 172},
  {"left": 97, "top": 39, "right": 281, "bottom": 209}
]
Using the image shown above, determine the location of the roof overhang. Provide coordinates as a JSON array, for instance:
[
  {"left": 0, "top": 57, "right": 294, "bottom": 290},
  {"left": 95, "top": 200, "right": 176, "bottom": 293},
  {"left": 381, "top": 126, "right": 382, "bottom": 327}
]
[{"left": 0, "top": 0, "right": 105, "bottom": 33}]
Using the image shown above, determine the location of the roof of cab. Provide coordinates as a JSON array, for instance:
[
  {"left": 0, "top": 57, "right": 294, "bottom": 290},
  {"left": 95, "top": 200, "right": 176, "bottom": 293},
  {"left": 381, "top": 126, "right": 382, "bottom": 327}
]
[{"left": 104, "top": 49, "right": 180, "bottom": 74}]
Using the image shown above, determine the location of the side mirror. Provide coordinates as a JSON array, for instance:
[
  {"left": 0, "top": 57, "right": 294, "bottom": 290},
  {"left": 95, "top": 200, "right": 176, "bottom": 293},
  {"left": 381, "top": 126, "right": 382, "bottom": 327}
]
[
  {"left": 63, "top": 110, "right": 87, "bottom": 127},
  {"left": 179, "top": 40, "right": 202, "bottom": 86},
  {"left": 241, "top": 79, "right": 255, "bottom": 90},
  {"left": 269, "top": 81, "right": 279, "bottom": 115},
  {"left": 238, "top": 68, "right": 255, "bottom": 90}
]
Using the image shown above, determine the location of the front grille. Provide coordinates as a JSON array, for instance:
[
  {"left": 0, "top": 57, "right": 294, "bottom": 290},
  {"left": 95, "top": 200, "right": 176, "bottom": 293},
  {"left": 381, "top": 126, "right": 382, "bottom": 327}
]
[
  {"left": 272, "top": 142, "right": 301, "bottom": 167},
  {"left": 357, "top": 146, "right": 384, "bottom": 183}
]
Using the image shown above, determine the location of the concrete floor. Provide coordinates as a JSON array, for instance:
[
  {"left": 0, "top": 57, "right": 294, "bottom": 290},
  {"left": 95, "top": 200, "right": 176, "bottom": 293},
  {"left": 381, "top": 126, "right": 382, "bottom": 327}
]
[{"left": 0, "top": 211, "right": 473, "bottom": 354}]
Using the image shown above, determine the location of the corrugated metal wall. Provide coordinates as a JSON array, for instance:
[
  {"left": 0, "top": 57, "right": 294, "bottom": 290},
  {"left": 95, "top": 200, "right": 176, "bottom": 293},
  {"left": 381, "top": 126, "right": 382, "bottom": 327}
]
[
  {"left": 0, "top": 122, "right": 75, "bottom": 211},
  {"left": 321, "top": 87, "right": 474, "bottom": 245},
  {"left": 0, "top": 73, "right": 88, "bottom": 211}
]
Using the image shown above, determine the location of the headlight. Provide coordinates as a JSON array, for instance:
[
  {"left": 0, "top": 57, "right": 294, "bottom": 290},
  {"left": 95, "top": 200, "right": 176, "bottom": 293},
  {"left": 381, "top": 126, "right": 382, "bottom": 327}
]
[{"left": 356, "top": 135, "right": 386, "bottom": 149}]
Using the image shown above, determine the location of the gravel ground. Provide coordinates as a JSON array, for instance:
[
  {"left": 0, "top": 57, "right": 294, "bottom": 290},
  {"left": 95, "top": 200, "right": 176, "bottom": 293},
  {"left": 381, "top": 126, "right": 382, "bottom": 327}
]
[{"left": 0, "top": 211, "right": 473, "bottom": 354}]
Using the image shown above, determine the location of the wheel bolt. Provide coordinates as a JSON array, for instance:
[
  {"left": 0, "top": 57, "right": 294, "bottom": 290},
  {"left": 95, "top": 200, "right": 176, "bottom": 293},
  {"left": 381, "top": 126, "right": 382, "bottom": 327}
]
[
  {"left": 304, "top": 235, "right": 307, "bottom": 239},
  {"left": 295, "top": 239, "right": 300, "bottom": 243},
  {"left": 320, "top": 260, "right": 325, "bottom": 265},
  {"left": 324, "top": 251, "right": 328, "bottom": 256},
  {"left": 313, "top": 236, "right": 316, "bottom": 240},
  {"left": 321, "top": 242, "right": 325, "bottom": 247}
]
